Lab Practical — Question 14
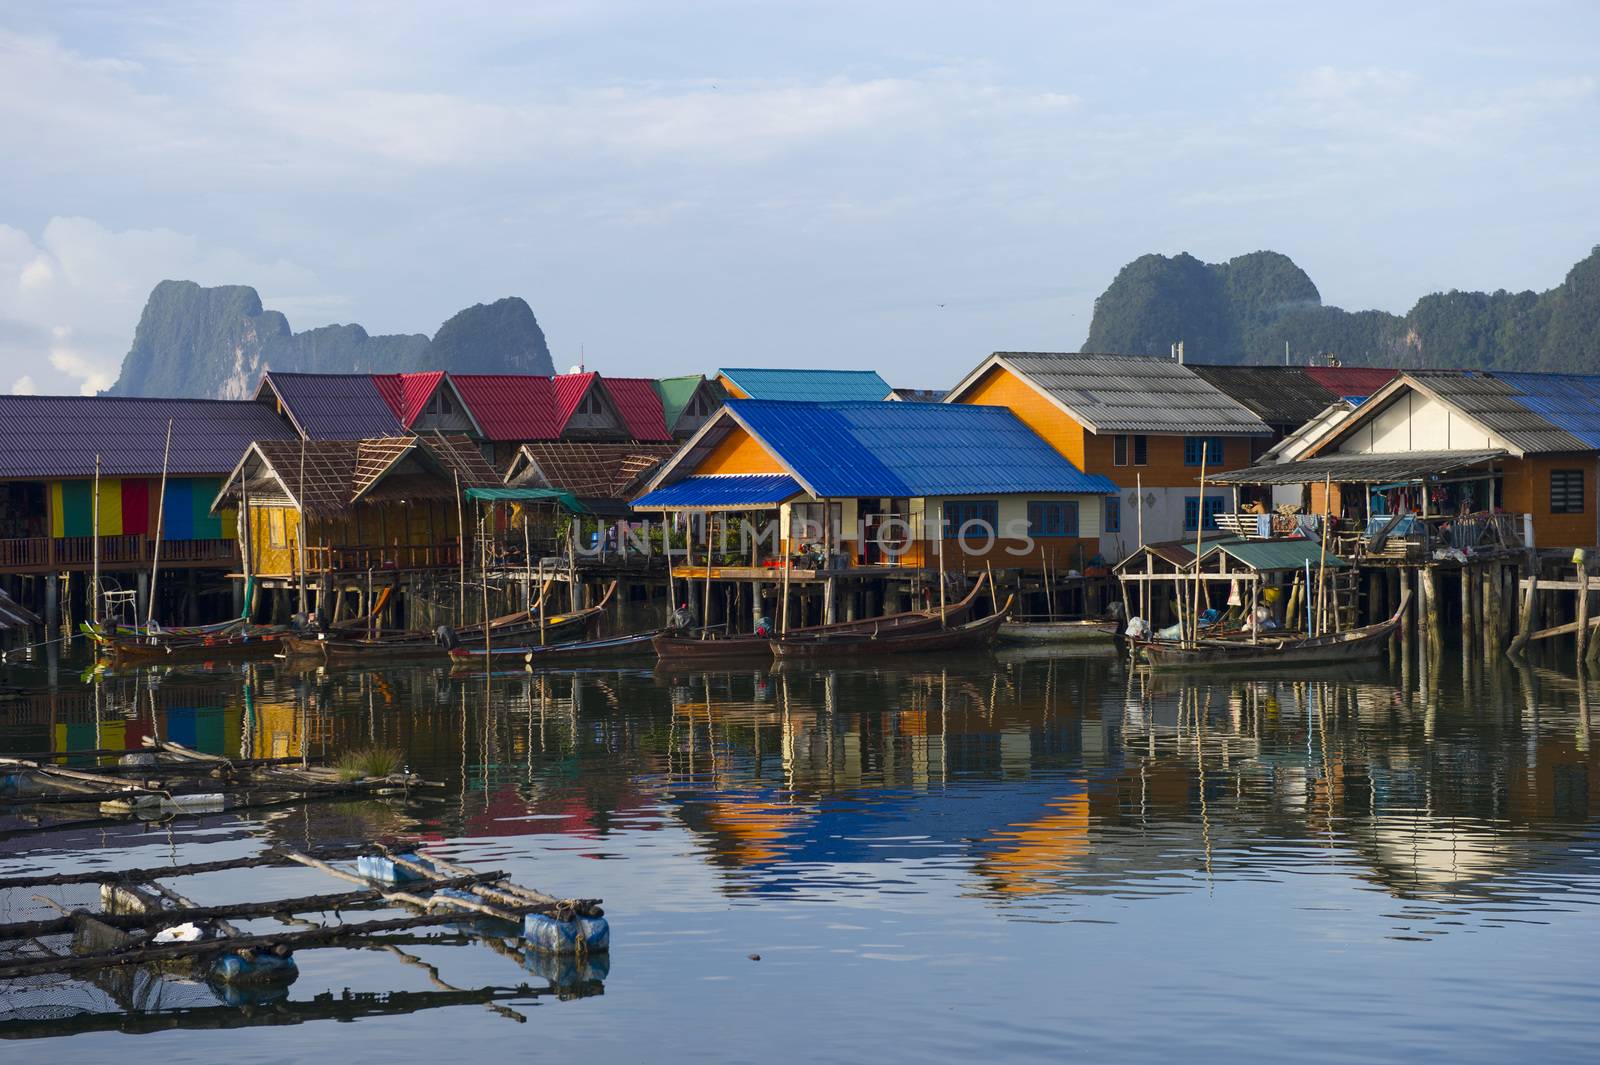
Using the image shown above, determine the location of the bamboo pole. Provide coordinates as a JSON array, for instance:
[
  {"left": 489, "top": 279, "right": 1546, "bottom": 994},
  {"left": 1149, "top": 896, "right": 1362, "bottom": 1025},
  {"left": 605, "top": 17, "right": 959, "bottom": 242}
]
[
  {"left": 480, "top": 507, "right": 492, "bottom": 661},
  {"left": 1315, "top": 474, "right": 1331, "bottom": 638},
  {"left": 568, "top": 514, "right": 579, "bottom": 611},
  {"left": 1135, "top": 472, "right": 1144, "bottom": 550},
  {"left": 702, "top": 513, "right": 713, "bottom": 634},
  {"left": 1190, "top": 445, "right": 1209, "bottom": 647},
  {"left": 454, "top": 471, "right": 466, "bottom": 623},
  {"left": 147, "top": 419, "right": 174, "bottom": 627},
  {"left": 91, "top": 453, "right": 101, "bottom": 627},
  {"left": 938, "top": 502, "right": 947, "bottom": 626},
  {"left": 295, "top": 435, "right": 307, "bottom": 617},
  {"left": 781, "top": 529, "right": 792, "bottom": 635}
]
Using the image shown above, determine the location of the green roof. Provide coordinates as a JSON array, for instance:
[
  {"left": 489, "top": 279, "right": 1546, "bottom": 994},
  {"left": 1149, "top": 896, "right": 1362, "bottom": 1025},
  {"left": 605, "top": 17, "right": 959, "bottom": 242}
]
[
  {"left": 1202, "top": 538, "right": 1348, "bottom": 572},
  {"left": 653, "top": 375, "right": 708, "bottom": 431}
]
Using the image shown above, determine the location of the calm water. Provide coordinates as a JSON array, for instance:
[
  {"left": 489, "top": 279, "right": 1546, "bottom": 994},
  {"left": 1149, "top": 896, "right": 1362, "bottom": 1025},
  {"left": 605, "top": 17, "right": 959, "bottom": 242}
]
[{"left": 2, "top": 643, "right": 1599, "bottom": 1063}]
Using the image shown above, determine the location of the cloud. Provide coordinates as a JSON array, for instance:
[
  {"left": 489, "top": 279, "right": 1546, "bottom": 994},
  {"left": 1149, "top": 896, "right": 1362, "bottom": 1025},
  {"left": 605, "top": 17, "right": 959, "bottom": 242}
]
[
  {"left": 0, "top": 217, "right": 320, "bottom": 394},
  {"left": 10, "top": 375, "right": 35, "bottom": 394}
]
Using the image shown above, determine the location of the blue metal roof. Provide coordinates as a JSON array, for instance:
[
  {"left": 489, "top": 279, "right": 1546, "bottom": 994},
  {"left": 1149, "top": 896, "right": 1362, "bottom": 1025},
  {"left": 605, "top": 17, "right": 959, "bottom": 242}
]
[
  {"left": 1493, "top": 372, "right": 1600, "bottom": 450},
  {"left": 725, "top": 400, "right": 1118, "bottom": 497},
  {"left": 720, "top": 367, "right": 891, "bottom": 403},
  {"left": 633, "top": 473, "right": 804, "bottom": 509}
]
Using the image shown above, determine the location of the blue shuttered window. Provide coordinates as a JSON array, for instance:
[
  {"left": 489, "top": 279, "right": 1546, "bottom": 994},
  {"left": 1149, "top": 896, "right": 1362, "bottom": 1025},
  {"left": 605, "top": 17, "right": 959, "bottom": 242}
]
[
  {"left": 1184, "top": 436, "right": 1224, "bottom": 466},
  {"left": 1184, "top": 496, "right": 1225, "bottom": 531},
  {"left": 1027, "top": 500, "right": 1079, "bottom": 538},
  {"left": 944, "top": 500, "right": 999, "bottom": 539}
]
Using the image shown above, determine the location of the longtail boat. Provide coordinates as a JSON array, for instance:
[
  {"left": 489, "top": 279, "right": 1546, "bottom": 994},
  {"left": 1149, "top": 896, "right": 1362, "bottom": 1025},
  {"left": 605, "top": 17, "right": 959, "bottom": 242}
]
[
  {"left": 282, "top": 581, "right": 617, "bottom": 666},
  {"left": 449, "top": 630, "right": 660, "bottom": 669},
  {"left": 653, "top": 574, "right": 991, "bottom": 660},
  {"left": 997, "top": 618, "right": 1120, "bottom": 644},
  {"left": 1136, "top": 590, "right": 1408, "bottom": 671},
  {"left": 769, "top": 596, "right": 1013, "bottom": 659},
  {"left": 88, "top": 625, "right": 289, "bottom": 667}
]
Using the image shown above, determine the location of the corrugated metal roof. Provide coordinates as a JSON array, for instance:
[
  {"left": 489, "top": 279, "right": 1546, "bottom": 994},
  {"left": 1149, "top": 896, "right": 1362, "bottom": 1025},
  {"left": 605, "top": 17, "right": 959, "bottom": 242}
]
[
  {"left": 983, "top": 353, "right": 1273, "bottom": 436},
  {"left": 1491, "top": 372, "right": 1600, "bottom": 450},
  {"left": 1188, "top": 365, "right": 1343, "bottom": 427},
  {"left": 262, "top": 372, "right": 406, "bottom": 439},
  {"left": 1303, "top": 366, "right": 1396, "bottom": 398},
  {"left": 719, "top": 368, "right": 892, "bottom": 403},
  {"left": 633, "top": 473, "right": 804, "bottom": 509},
  {"left": 1411, "top": 371, "right": 1588, "bottom": 453},
  {"left": 600, "top": 377, "right": 672, "bottom": 442},
  {"left": 1202, "top": 539, "right": 1349, "bottom": 572},
  {"left": 553, "top": 372, "right": 597, "bottom": 430},
  {"left": 1210, "top": 448, "right": 1506, "bottom": 485},
  {"left": 727, "top": 400, "right": 1120, "bottom": 497},
  {"left": 0, "top": 395, "right": 299, "bottom": 479},
  {"left": 654, "top": 375, "right": 706, "bottom": 431},
  {"left": 450, "top": 374, "right": 562, "bottom": 441},
  {"left": 372, "top": 371, "right": 446, "bottom": 427}
]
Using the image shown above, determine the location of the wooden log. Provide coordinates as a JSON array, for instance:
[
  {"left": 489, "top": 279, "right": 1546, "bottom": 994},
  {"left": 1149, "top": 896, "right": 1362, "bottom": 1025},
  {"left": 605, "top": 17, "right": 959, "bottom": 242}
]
[
  {"left": 0, "top": 845, "right": 372, "bottom": 890},
  {"left": 1507, "top": 573, "right": 1539, "bottom": 657},
  {"left": 1461, "top": 565, "right": 1474, "bottom": 654},
  {"left": 1578, "top": 567, "right": 1590, "bottom": 664},
  {"left": 1420, "top": 567, "right": 1440, "bottom": 654},
  {"left": 0, "top": 901, "right": 561, "bottom": 981},
  {"left": 277, "top": 850, "right": 528, "bottom": 925},
  {"left": 0, "top": 872, "right": 507, "bottom": 942}
]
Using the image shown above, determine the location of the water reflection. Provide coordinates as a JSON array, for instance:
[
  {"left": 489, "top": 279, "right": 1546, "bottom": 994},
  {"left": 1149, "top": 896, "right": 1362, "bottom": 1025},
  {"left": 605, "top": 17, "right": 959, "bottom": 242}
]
[{"left": 4, "top": 647, "right": 1600, "bottom": 1044}]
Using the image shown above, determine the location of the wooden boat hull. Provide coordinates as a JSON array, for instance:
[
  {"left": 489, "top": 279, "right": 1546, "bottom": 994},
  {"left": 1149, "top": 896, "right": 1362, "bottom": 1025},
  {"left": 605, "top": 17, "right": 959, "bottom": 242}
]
[
  {"left": 1138, "top": 616, "right": 1400, "bottom": 671},
  {"left": 652, "top": 632, "right": 772, "bottom": 659},
  {"left": 450, "top": 631, "right": 660, "bottom": 668},
  {"left": 997, "top": 620, "right": 1119, "bottom": 644},
  {"left": 95, "top": 630, "right": 286, "bottom": 666},
  {"left": 770, "top": 601, "right": 1011, "bottom": 659}
]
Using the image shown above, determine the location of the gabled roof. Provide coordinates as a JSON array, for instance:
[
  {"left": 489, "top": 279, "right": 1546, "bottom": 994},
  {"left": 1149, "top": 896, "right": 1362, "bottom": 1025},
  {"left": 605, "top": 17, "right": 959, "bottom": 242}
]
[
  {"left": 509, "top": 442, "right": 678, "bottom": 499},
  {"left": 1306, "top": 371, "right": 1594, "bottom": 458},
  {"left": 634, "top": 474, "right": 804, "bottom": 510},
  {"left": 639, "top": 400, "right": 1119, "bottom": 503},
  {"left": 0, "top": 395, "right": 299, "bottom": 480},
  {"left": 718, "top": 368, "right": 892, "bottom": 403},
  {"left": 1200, "top": 538, "right": 1349, "bottom": 573},
  {"left": 947, "top": 353, "right": 1273, "bottom": 436},
  {"left": 449, "top": 374, "right": 562, "bottom": 441},
  {"left": 1302, "top": 366, "right": 1395, "bottom": 399},
  {"left": 256, "top": 372, "right": 406, "bottom": 440},
  {"left": 371, "top": 371, "right": 446, "bottom": 426},
  {"left": 219, "top": 433, "right": 497, "bottom": 516},
  {"left": 654, "top": 374, "right": 727, "bottom": 431},
  {"left": 598, "top": 377, "right": 672, "bottom": 442},
  {"left": 553, "top": 372, "right": 599, "bottom": 427},
  {"left": 1187, "top": 365, "right": 1361, "bottom": 428}
]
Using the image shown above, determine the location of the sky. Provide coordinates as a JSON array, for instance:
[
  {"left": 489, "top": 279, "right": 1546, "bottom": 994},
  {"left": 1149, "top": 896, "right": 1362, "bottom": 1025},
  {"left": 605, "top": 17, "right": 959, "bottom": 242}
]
[{"left": 1, "top": 1, "right": 1596, "bottom": 395}]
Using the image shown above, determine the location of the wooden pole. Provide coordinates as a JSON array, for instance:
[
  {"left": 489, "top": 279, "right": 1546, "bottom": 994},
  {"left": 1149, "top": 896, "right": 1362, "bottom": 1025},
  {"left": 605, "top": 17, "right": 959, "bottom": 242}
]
[
  {"left": 938, "top": 502, "right": 948, "bottom": 626},
  {"left": 781, "top": 527, "right": 792, "bottom": 635},
  {"left": 1508, "top": 572, "right": 1538, "bottom": 657},
  {"left": 1190, "top": 445, "right": 1209, "bottom": 646},
  {"left": 239, "top": 468, "right": 252, "bottom": 621},
  {"left": 480, "top": 506, "right": 491, "bottom": 660},
  {"left": 1135, "top": 472, "right": 1144, "bottom": 550},
  {"left": 454, "top": 471, "right": 465, "bottom": 623},
  {"left": 702, "top": 513, "right": 713, "bottom": 633},
  {"left": 147, "top": 419, "right": 174, "bottom": 627},
  {"left": 91, "top": 453, "right": 101, "bottom": 627},
  {"left": 666, "top": 514, "right": 678, "bottom": 621},
  {"left": 1314, "top": 473, "right": 1331, "bottom": 638},
  {"left": 1577, "top": 562, "right": 1590, "bottom": 667},
  {"left": 294, "top": 435, "right": 307, "bottom": 617},
  {"left": 568, "top": 514, "right": 579, "bottom": 611}
]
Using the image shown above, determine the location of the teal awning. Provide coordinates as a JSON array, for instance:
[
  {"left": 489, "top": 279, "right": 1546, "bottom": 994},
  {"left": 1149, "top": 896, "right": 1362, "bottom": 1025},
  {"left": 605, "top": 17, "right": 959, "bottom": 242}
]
[{"left": 464, "top": 487, "right": 586, "bottom": 513}]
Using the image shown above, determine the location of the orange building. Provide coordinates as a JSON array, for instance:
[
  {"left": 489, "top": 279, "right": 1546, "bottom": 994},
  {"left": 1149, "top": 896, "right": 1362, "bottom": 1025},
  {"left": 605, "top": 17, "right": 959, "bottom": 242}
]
[{"left": 943, "top": 353, "right": 1275, "bottom": 562}]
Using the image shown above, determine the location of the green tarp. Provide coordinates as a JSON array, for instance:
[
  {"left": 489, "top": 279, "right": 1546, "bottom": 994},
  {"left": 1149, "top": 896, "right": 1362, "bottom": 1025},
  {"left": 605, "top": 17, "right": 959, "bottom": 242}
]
[{"left": 463, "top": 487, "right": 587, "bottom": 513}]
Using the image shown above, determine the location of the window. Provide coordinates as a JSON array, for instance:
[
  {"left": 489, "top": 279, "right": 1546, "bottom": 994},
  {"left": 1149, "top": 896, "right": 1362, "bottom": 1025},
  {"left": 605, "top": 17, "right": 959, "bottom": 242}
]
[
  {"left": 944, "top": 500, "right": 999, "bottom": 540},
  {"left": 1104, "top": 496, "right": 1121, "bottom": 533},
  {"left": 267, "top": 508, "right": 286, "bottom": 548},
  {"left": 790, "top": 501, "right": 842, "bottom": 543},
  {"left": 1184, "top": 436, "right": 1224, "bottom": 466},
  {"left": 1184, "top": 495, "right": 1226, "bottom": 531},
  {"left": 1028, "top": 500, "right": 1079, "bottom": 538},
  {"left": 1114, "top": 435, "right": 1128, "bottom": 467},
  {"left": 1133, "top": 435, "right": 1148, "bottom": 466},
  {"left": 1551, "top": 469, "right": 1586, "bottom": 514}
]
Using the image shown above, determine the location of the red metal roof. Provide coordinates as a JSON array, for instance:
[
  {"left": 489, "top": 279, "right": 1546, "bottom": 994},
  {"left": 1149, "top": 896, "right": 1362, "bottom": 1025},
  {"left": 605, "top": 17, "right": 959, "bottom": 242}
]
[
  {"left": 553, "top": 372, "right": 598, "bottom": 431},
  {"left": 372, "top": 371, "right": 446, "bottom": 427},
  {"left": 1304, "top": 366, "right": 1396, "bottom": 398},
  {"left": 450, "top": 374, "right": 562, "bottom": 441},
  {"left": 600, "top": 376, "right": 672, "bottom": 442}
]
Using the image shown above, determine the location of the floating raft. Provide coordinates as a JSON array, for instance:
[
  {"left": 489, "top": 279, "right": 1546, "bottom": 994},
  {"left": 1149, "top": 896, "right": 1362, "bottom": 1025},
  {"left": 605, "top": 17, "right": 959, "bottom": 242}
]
[{"left": 0, "top": 842, "right": 609, "bottom": 1026}]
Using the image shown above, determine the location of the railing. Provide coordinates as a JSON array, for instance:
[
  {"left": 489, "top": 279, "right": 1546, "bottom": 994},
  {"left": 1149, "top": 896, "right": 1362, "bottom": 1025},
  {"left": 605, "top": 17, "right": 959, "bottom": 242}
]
[
  {"left": 304, "top": 543, "right": 463, "bottom": 573},
  {"left": 0, "top": 535, "right": 240, "bottom": 572},
  {"left": 1344, "top": 511, "right": 1525, "bottom": 561}
]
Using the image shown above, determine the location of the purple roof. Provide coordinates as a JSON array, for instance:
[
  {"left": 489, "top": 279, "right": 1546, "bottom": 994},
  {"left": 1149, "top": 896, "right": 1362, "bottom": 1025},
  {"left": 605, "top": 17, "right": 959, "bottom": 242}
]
[
  {"left": 0, "top": 396, "right": 299, "bottom": 479},
  {"left": 258, "top": 372, "right": 406, "bottom": 440}
]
